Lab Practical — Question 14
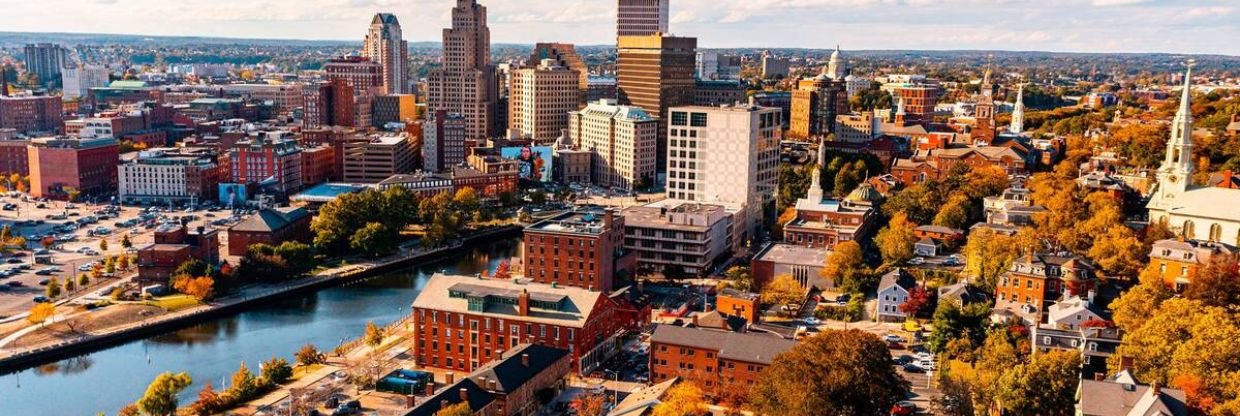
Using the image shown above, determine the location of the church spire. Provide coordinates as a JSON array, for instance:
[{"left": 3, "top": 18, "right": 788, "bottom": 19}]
[
  {"left": 1010, "top": 83, "right": 1025, "bottom": 134},
  {"left": 807, "top": 140, "right": 827, "bottom": 202},
  {"left": 1154, "top": 60, "right": 1197, "bottom": 200}
]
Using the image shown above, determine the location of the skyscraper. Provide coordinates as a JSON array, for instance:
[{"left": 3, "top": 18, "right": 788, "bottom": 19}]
[
  {"left": 509, "top": 60, "right": 581, "bottom": 141},
  {"left": 617, "top": 0, "right": 669, "bottom": 37},
  {"left": 616, "top": 34, "right": 696, "bottom": 175},
  {"left": 530, "top": 43, "right": 589, "bottom": 105},
  {"left": 362, "top": 13, "right": 409, "bottom": 95},
  {"left": 427, "top": 0, "right": 499, "bottom": 140},
  {"left": 23, "top": 43, "right": 67, "bottom": 87}
]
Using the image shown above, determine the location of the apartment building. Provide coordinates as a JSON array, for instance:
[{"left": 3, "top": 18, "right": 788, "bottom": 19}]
[
  {"left": 621, "top": 201, "right": 733, "bottom": 276},
  {"left": 568, "top": 99, "right": 659, "bottom": 191},
  {"left": 118, "top": 147, "right": 222, "bottom": 204}
]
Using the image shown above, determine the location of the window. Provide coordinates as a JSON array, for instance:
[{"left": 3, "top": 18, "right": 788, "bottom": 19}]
[
  {"left": 690, "top": 112, "right": 708, "bottom": 127},
  {"left": 671, "top": 111, "right": 688, "bottom": 126}
]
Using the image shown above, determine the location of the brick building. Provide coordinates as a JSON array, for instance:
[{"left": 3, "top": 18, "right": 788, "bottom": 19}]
[
  {"left": 28, "top": 136, "right": 119, "bottom": 199},
  {"left": 715, "top": 288, "right": 760, "bottom": 325},
  {"left": 342, "top": 132, "right": 414, "bottom": 184},
  {"left": 322, "top": 56, "right": 383, "bottom": 95},
  {"left": 0, "top": 138, "right": 30, "bottom": 176},
  {"left": 406, "top": 344, "right": 570, "bottom": 416},
  {"left": 649, "top": 325, "right": 796, "bottom": 392},
  {"left": 228, "top": 131, "right": 303, "bottom": 195},
  {"left": 1148, "top": 238, "right": 1233, "bottom": 292},
  {"left": 226, "top": 207, "right": 311, "bottom": 256},
  {"left": 136, "top": 224, "right": 220, "bottom": 286},
  {"left": 451, "top": 165, "right": 517, "bottom": 199},
  {"left": 299, "top": 145, "right": 335, "bottom": 188},
  {"left": 0, "top": 95, "right": 62, "bottom": 136},
  {"left": 524, "top": 210, "right": 624, "bottom": 292},
  {"left": 994, "top": 253, "right": 1096, "bottom": 321},
  {"left": 118, "top": 147, "right": 222, "bottom": 205},
  {"left": 410, "top": 274, "right": 631, "bottom": 374}
]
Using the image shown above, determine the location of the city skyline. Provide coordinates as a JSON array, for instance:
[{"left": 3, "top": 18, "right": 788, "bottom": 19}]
[{"left": 0, "top": 0, "right": 1236, "bottom": 56}]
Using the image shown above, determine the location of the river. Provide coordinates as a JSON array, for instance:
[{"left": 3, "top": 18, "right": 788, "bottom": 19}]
[{"left": 0, "top": 238, "right": 519, "bottom": 416}]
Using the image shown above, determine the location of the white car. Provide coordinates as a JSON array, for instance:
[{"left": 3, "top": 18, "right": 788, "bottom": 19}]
[
  {"left": 803, "top": 317, "right": 821, "bottom": 325},
  {"left": 884, "top": 334, "right": 905, "bottom": 343},
  {"left": 908, "top": 257, "right": 926, "bottom": 265}
]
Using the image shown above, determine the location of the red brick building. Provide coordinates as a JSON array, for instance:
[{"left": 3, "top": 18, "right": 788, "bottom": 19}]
[
  {"left": 300, "top": 145, "right": 335, "bottom": 187},
  {"left": 891, "top": 145, "right": 1028, "bottom": 185},
  {"left": 0, "top": 139, "right": 30, "bottom": 176},
  {"left": 994, "top": 253, "right": 1095, "bottom": 317},
  {"left": 226, "top": 207, "right": 311, "bottom": 256},
  {"left": 27, "top": 136, "right": 119, "bottom": 199},
  {"left": 136, "top": 224, "right": 220, "bottom": 286},
  {"left": 649, "top": 325, "right": 796, "bottom": 392},
  {"left": 410, "top": 274, "right": 630, "bottom": 375},
  {"left": 715, "top": 288, "right": 761, "bottom": 325},
  {"left": 451, "top": 165, "right": 517, "bottom": 199},
  {"left": 323, "top": 56, "right": 384, "bottom": 95},
  {"left": 523, "top": 210, "right": 624, "bottom": 292},
  {"left": 0, "top": 95, "right": 62, "bottom": 135}
]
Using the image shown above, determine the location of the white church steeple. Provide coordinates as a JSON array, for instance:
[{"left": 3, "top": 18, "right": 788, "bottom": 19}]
[
  {"left": 1156, "top": 60, "right": 1197, "bottom": 199},
  {"left": 1010, "top": 83, "right": 1025, "bottom": 134},
  {"left": 807, "top": 139, "right": 827, "bottom": 202}
]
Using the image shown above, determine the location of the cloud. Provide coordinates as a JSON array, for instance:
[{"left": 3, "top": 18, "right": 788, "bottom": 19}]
[{"left": 1090, "top": 0, "right": 1153, "bottom": 6}]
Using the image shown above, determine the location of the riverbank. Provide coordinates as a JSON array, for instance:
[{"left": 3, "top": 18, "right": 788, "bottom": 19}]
[{"left": 0, "top": 225, "right": 521, "bottom": 374}]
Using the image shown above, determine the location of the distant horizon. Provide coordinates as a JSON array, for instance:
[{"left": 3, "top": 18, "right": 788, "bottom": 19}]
[
  {"left": 0, "top": 0, "right": 1236, "bottom": 56},
  {"left": 2, "top": 30, "right": 1237, "bottom": 59}
]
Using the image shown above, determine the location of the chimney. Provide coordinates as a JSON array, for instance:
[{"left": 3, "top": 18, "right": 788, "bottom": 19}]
[
  {"left": 518, "top": 289, "right": 530, "bottom": 316},
  {"left": 425, "top": 382, "right": 435, "bottom": 396},
  {"left": 521, "top": 353, "right": 530, "bottom": 367},
  {"left": 488, "top": 379, "right": 497, "bottom": 390},
  {"left": 406, "top": 395, "right": 416, "bottom": 408},
  {"left": 445, "top": 372, "right": 455, "bottom": 384},
  {"left": 604, "top": 209, "right": 614, "bottom": 230},
  {"left": 458, "top": 387, "right": 469, "bottom": 402},
  {"left": 1152, "top": 381, "right": 1162, "bottom": 395},
  {"left": 691, "top": 313, "right": 699, "bottom": 327}
]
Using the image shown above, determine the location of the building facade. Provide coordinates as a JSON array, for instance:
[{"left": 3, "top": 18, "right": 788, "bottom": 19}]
[
  {"left": 508, "top": 60, "right": 580, "bottom": 142},
  {"left": 649, "top": 325, "right": 796, "bottom": 392},
  {"left": 361, "top": 13, "right": 409, "bottom": 95},
  {"left": 118, "top": 147, "right": 222, "bottom": 205},
  {"left": 226, "top": 207, "right": 312, "bottom": 256},
  {"left": 523, "top": 210, "right": 624, "bottom": 292},
  {"left": 425, "top": 110, "right": 467, "bottom": 172},
  {"left": 616, "top": 35, "right": 696, "bottom": 173},
  {"left": 342, "top": 133, "right": 414, "bottom": 183},
  {"left": 789, "top": 70, "right": 850, "bottom": 139},
  {"left": 427, "top": 0, "right": 498, "bottom": 139},
  {"left": 0, "top": 95, "right": 63, "bottom": 136},
  {"left": 61, "top": 65, "right": 110, "bottom": 101},
  {"left": 323, "top": 56, "right": 384, "bottom": 95},
  {"left": 28, "top": 136, "right": 119, "bottom": 199},
  {"left": 569, "top": 99, "right": 659, "bottom": 191},
  {"left": 621, "top": 201, "right": 733, "bottom": 276},
  {"left": 227, "top": 131, "right": 303, "bottom": 194},
  {"left": 617, "top": 0, "right": 669, "bottom": 37},
  {"left": 23, "top": 43, "right": 67, "bottom": 87}
]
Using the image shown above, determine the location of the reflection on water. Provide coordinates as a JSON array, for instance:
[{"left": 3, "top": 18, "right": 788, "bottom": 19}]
[{"left": 0, "top": 238, "right": 518, "bottom": 416}]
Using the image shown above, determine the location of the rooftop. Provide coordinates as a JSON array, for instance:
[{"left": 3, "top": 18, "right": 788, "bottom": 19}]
[
  {"left": 468, "top": 344, "right": 569, "bottom": 394},
  {"left": 290, "top": 183, "right": 368, "bottom": 203},
  {"left": 411, "top": 274, "right": 606, "bottom": 328},
  {"left": 527, "top": 210, "right": 612, "bottom": 236},
  {"left": 229, "top": 207, "right": 308, "bottom": 233},
  {"left": 650, "top": 324, "right": 796, "bottom": 365},
  {"left": 753, "top": 243, "right": 830, "bottom": 267}
]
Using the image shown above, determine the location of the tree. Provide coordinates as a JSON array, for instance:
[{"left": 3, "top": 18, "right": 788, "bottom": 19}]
[
  {"left": 493, "top": 260, "right": 511, "bottom": 279},
  {"left": 1110, "top": 265, "right": 1173, "bottom": 332},
  {"left": 227, "top": 362, "right": 260, "bottom": 401},
  {"left": 117, "top": 404, "right": 140, "bottom": 416},
  {"left": 932, "top": 375, "right": 977, "bottom": 416},
  {"left": 570, "top": 391, "right": 607, "bottom": 416},
  {"left": 452, "top": 187, "right": 481, "bottom": 219},
  {"left": 45, "top": 277, "right": 61, "bottom": 298},
  {"left": 350, "top": 221, "right": 397, "bottom": 257},
  {"left": 928, "top": 301, "right": 990, "bottom": 354},
  {"left": 898, "top": 285, "right": 933, "bottom": 317},
  {"left": 188, "top": 382, "right": 225, "bottom": 416},
  {"left": 104, "top": 257, "right": 116, "bottom": 274},
  {"left": 99, "top": 238, "right": 108, "bottom": 252},
  {"left": 364, "top": 321, "right": 385, "bottom": 348},
  {"left": 121, "top": 234, "right": 132, "bottom": 249},
  {"left": 724, "top": 266, "right": 756, "bottom": 292},
  {"left": 296, "top": 344, "right": 326, "bottom": 366},
  {"left": 761, "top": 274, "right": 803, "bottom": 311},
  {"left": 27, "top": 303, "right": 54, "bottom": 324},
  {"left": 932, "top": 194, "right": 972, "bottom": 230},
  {"left": 653, "top": 380, "right": 708, "bottom": 416},
  {"left": 876, "top": 213, "right": 918, "bottom": 264},
  {"left": 173, "top": 276, "right": 215, "bottom": 301},
  {"left": 117, "top": 254, "right": 130, "bottom": 270},
  {"left": 274, "top": 241, "right": 315, "bottom": 275},
  {"left": 750, "top": 329, "right": 908, "bottom": 416},
  {"left": 137, "top": 371, "right": 192, "bottom": 416},
  {"left": 821, "top": 240, "right": 870, "bottom": 293},
  {"left": 435, "top": 402, "right": 473, "bottom": 416},
  {"left": 64, "top": 276, "right": 75, "bottom": 292},
  {"left": 40, "top": 236, "right": 54, "bottom": 250},
  {"left": 173, "top": 259, "right": 210, "bottom": 282},
  {"left": 1183, "top": 254, "right": 1240, "bottom": 307},
  {"left": 995, "top": 350, "right": 1082, "bottom": 416},
  {"left": 962, "top": 227, "right": 1022, "bottom": 292},
  {"left": 260, "top": 357, "right": 293, "bottom": 385}
]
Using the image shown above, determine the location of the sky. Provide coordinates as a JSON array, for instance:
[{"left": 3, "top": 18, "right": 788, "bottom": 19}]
[{"left": 1, "top": 0, "right": 1237, "bottom": 55}]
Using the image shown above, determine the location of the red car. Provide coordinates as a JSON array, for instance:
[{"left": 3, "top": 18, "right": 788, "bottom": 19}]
[{"left": 891, "top": 402, "right": 916, "bottom": 416}]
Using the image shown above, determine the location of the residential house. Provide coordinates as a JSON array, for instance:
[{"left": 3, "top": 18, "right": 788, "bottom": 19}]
[
  {"left": 1148, "top": 238, "right": 1233, "bottom": 292},
  {"left": 607, "top": 378, "right": 682, "bottom": 416},
  {"left": 1045, "top": 294, "right": 1105, "bottom": 330},
  {"left": 1031, "top": 326, "right": 1121, "bottom": 381},
  {"left": 1077, "top": 370, "right": 1189, "bottom": 416},
  {"left": 875, "top": 269, "right": 916, "bottom": 322}
]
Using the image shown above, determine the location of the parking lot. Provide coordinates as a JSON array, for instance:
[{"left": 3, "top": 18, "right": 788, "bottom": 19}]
[{"left": 0, "top": 195, "right": 251, "bottom": 318}]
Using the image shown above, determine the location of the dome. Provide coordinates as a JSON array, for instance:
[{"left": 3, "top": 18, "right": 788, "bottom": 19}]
[
  {"left": 553, "top": 129, "right": 571, "bottom": 149},
  {"left": 845, "top": 182, "right": 882, "bottom": 204}
]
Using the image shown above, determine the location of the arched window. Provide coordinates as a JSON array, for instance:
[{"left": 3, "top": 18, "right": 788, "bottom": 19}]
[
  {"left": 1183, "top": 220, "right": 1196, "bottom": 239},
  {"left": 1209, "top": 223, "right": 1222, "bottom": 242}
]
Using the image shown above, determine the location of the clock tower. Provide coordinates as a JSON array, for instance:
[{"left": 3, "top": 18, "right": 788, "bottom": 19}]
[{"left": 1155, "top": 60, "right": 1196, "bottom": 203}]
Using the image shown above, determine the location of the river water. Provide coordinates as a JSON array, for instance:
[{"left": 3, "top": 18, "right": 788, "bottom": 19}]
[{"left": 0, "top": 239, "right": 519, "bottom": 416}]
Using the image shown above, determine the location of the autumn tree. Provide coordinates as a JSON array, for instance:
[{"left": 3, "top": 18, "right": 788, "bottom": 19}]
[
  {"left": 260, "top": 356, "right": 293, "bottom": 385},
  {"left": 173, "top": 275, "right": 215, "bottom": 301},
  {"left": 435, "top": 402, "right": 473, "bottom": 416},
  {"left": 898, "top": 285, "right": 934, "bottom": 317},
  {"left": 64, "top": 276, "right": 75, "bottom": 292},
  {"left": 571, "top": 391, "right": 607, "bottom": 416},
  {"left": 928, "top": 301, "right": 991, "bottom": 355},
  {"left": 188, "top": 382, "right": 225, "bottom": 416},
  {"left": 761, "top": 274, "right": 803, "bottom": 311},
  {"left": 723, "top": 266, "right": 756, "bottom": 292},
  {"left": 27, "top": 303, "right": 54, "bottom": 324},
  {"left": 1109, "top": 265, "right": 1173, "bottom": 332},
  {"left": 137, "top": 371, "right": 192, "bottom": 416},
  {"left": 932, "top": 194, "right": 972, "bottom": 230},
  {"left": 296, "top": 343, "right": 326, "bottom": 366},
  {"left": 227, "top": 362, "right": 260, "bottom": 402},
  {"left": 121, "top": 234, "right": 132, "bottom": 249},
  {"left": 1182, "top": 254, "right": 1240, "bottom": 307},
  {"left": 77, "top": 273, "right": 89, "bottom": 288},
  {"left": 750, "top": 329, "right": 908, "bottom": 416},
  {"left": 493, "top": 260, "right": 511, "bottom": 279},
  {"left": 653, "top": 380, "right": 708, "bottom": 416},
  {"left": 876, "top": 213, "right": 918, "bottom": 264},
  {"left": 820, "top": 240, "right": 871, "bottom": 293},
  {"left": 99, "top": 238, "right": 108, "bottom": 252},
  {"left": 364, "top": 320, "right": 385, "bottom": 348},
  {"left": 995, "top": 350, "right": 1082, "bottom": 416},
  {"left": 962, "top": 227, "right": 1024, "bottom": 292}
]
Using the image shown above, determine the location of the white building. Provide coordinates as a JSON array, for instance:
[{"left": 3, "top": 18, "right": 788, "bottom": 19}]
[
  {"left": 509, "top": 59, "right": 581, "bottom": 142},
  {"left": 1147, "top": 62, "right": 1240, "bottom": 246},
  {"left": 875, "top": 268, "right": 915, "bottom": 322},
  {"left": 569, "top": 99, "right": 659, "bottom": 191},
  {"left": 696, "top": 51, "right": 719, "bottom": 81},
  {"left": 621, "top": 200, "right": 734, "bottom": 275},
  {"left": 119, "top": 148, "right": 220, "bottom": 204},
  {"left": 666, "top": 104, "right": 781, "bottom": 241},
  {"left": 61, "top": 65, "right": 110, "bottom": 100}
]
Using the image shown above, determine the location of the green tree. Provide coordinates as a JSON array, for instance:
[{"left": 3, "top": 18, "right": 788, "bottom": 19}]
[
  {"left": 723, "top": 266, "right": 755, "bottom": 292},
  {"left": 77, "top": 273, "right": 89, "bottom": 288},
  {"left": 136, "top": 371, "right": 192, "bottom": 416},
  {"left": 750, "top": 329, "right": 908, "bottom": 416},
  {"left": 274, "top": 241, "right": 315, "bottom": 275},
  {"left": 260, "top": 357, "right": 293, "bottom": 385},
  {"left": 45, "top": 277, "right": 61, "bottom": 298},
  {"left": 876, "top": 213, "right": 918, "bottom": 264},
  {"left": 996, "top": 350, "right": 1081, "bottom": 416},
  {"left": 350, "top": 222, "right": 397, "bottom": 257},
  {"left": 364, "top": 320, "right": 385, "bottom": 348}
]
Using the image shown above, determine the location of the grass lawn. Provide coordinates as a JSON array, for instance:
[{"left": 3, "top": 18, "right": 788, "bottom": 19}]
[
  {"left": 291, "top": 363, "right": 326, "bottom": 381},
  {"left": 146, "top": 294, "right": 201, "bottom": 312}
]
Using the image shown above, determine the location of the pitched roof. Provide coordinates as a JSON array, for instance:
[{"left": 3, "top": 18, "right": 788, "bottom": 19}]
[
  {"left": 608, "top": 377, "right": 681, "bottom": 416},
  {"left": 650, "top": 324, "right": 796, "bottom": 365},
  {"left": 403, "top": 379, "right": 494, "bottom": 416},
  {"left": 1079, "top": 378, "right": 1189, "bottom": 416},
  {"left": 468, "top": 344, "right": 569, "bottom": 394},
  {"left": 878, "top": 268, "right": 916, "bottom": 292},
  {"left": 228, "top": 207, "right": 308, "bottom": 233}
]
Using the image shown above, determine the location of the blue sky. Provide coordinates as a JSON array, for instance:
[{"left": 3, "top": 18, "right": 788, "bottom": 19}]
[{"left": 3, "top": 0, "right": 1237, "bottom": 55}]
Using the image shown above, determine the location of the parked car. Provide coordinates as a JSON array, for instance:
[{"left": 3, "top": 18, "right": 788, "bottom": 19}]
[
  {"left": 902, "top": 364, "right": 925, "bottom": 373},
  {"left": 891, "top": 401, "right": 917, "bottom": 416},
  {"left": 908, "top": 257, "right": 925, "bottom": 265},
  {"left": 38, "top": 279, "right": 50, "bottom": 285},
  {"left": 7, "top": 281, "right": 24, "bottom": 287},
  {"left": 32, "top": 296, "right": 48, "bottom": 303},
  {"left": 884, "top": 334, "right": 905, "bottom": 343}
]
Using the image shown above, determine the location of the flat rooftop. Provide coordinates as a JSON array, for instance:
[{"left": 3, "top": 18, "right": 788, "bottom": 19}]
[
  {"left": 754, "top": 243, "right": 830, "bottom": 267},
  {"left": 526, "top": 210, "right": 610, "bottom": 236}
]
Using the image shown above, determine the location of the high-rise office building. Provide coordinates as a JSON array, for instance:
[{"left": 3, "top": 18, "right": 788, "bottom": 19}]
[
  {"left": 61, "top": 65, "right": 110, "bottom": 100},
  {"left": 569, "top": 99, "right": 659, "bottom": 191},
  {"left": 789, "top": 67, "right": 850, "bottom": 138},
  {"left": 617, "top": 0, "right": 669, "bottom": 37},
  {"left": 666, "top": 104, "right": 782, "bottom": 240},
  {"left": 509, "top": 60, "right": 581, "bottom": 142},
  {"left": 23, "top": 43, "right": 67, "bottom": 87},
  {"left": 423, "top": 110, "right": 466, "bottom": 172},
  {"left": 616, "top": 34, "right": 696, "bottom": 176},
  {"left": 362, "top": 13, "right": 409, "bottom": 95},
  {"left": 530, "top": 43, "right": 590, "bottom": 105},
  {"left": 427, "top": 0, "right": 498, "bottom": 140}
]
